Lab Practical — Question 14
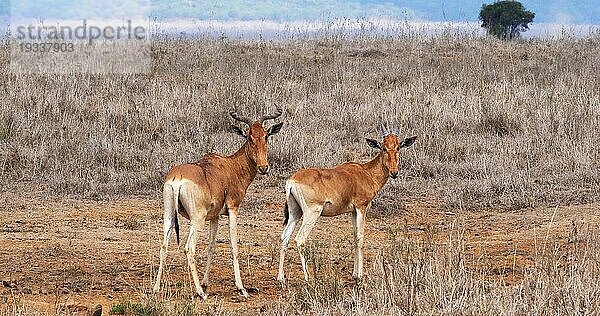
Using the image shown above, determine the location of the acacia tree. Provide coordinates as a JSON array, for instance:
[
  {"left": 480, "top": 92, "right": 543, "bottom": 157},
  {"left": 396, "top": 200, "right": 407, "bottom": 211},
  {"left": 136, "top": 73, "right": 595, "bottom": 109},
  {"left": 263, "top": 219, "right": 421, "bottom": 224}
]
[{"left": 479, "top": 1, "right": 535, "bottom": 40}]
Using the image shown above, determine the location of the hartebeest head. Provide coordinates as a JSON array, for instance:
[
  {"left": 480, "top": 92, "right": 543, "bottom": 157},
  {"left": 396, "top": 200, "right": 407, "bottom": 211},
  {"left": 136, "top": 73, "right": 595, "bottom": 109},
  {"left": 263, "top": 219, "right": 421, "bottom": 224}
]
[
  {"left": 230, "top": 107, "right": 283, "bottom": 175},
  {"left": 366, "top": 123, "right": 416, "bottom": 179}
]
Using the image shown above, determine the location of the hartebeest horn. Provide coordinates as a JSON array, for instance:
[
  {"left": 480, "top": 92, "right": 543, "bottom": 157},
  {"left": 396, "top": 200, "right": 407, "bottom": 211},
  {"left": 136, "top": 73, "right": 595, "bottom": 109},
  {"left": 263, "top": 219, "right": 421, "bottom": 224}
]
[
  {"left": 229, "top": 109, "right": 253, "bottom": 126},
  {"left": 392, "top": 124, "right": 399, "bottom": 135},
  {"left": 156, "top": 105, "right": 284, "bottom": 299},
  {"left": 380, "top": 122, "right": 389, "bottom": 137},
  {"left": 258, "top": 106, "right": 283, "bottom": 124}
]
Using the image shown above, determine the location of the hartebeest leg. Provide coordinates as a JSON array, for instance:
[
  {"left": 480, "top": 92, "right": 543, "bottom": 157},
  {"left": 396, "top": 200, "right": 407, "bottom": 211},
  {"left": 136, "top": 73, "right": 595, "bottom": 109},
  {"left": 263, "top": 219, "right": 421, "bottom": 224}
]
[
  {"left": 295, "top": 207, "right": 322, "bottom": 282},
  {"left": 228, "top": 207, "right": 249, "bottom": 298},
  {"left": 179, "top": 186, "right": 207, "bottom": 299},
  {"left": 153, "top": 215, "right": 174, "bottom": 293},
  {"left": 154, "top": 184, "right": 177, "bottom": 293},
  {"left": 352, "top": 208, "right": 366, "bottom": 280},
  {"left": 184, "top": 217, "right": 207, "bottom": 299},
  {"left": 201, "top": 218, "right": 219, "bottom": 290},
  {"left": 278, "top": 196, "right": 302, "bottom": 282}
]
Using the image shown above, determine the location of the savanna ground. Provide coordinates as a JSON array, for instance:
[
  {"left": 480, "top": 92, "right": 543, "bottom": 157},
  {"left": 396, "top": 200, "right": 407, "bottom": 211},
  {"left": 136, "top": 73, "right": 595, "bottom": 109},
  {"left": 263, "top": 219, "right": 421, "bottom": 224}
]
[{"left": 1, "top": 30, "right": 600, "bottom": 315}]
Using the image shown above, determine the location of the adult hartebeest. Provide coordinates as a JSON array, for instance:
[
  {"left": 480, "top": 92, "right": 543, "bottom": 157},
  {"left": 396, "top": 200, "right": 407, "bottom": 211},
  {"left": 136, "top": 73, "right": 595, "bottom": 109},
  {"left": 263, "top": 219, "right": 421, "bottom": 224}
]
[
  {"left": 153, "top": 107, "right": 283, "bottom": 299},
  {"left": 277, "top": 124, "right": 416, "bottom": 282}
]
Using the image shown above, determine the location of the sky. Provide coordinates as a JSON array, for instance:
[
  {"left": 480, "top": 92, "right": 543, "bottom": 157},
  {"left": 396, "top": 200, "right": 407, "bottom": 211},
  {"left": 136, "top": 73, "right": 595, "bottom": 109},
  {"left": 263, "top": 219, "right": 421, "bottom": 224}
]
[
  {"left": 1, "top": 0, "right": 598, "bottom": 24},
  {"left": 1, "top": 0, "right": 599, "bottom": 37}
]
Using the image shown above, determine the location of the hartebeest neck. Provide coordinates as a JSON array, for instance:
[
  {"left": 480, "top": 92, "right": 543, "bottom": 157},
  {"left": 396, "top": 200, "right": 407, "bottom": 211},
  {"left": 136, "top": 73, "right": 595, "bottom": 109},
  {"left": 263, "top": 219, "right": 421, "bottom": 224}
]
[
  {"left": 228, "top": 140, "right": 259, "bottom": 185},
  {"left": 361, "top": 152, "right": 390, "bottom": 191}
]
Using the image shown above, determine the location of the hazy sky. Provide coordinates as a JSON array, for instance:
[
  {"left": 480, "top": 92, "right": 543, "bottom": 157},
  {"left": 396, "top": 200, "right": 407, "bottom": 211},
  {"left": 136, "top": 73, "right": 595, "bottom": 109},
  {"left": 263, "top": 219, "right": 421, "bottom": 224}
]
[{"left": 1, "top": 0, "right": 598, "bottom": 24}]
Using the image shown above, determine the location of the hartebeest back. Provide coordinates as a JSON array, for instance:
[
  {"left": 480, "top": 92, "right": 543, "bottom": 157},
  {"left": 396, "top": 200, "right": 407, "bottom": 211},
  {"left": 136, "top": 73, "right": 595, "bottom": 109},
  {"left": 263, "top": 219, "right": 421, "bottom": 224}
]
[
  {"left": 154, "top": 107, "right": 283, "bottom": 299},
  {"left": 277, "top": 124, "right": 416, "bottom": 282}
]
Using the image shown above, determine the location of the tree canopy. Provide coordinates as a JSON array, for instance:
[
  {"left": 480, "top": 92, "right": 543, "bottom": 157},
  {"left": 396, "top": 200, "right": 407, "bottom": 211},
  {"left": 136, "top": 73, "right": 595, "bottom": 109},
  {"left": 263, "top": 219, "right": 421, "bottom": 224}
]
[{"left": 479, "top": 1, "right": 535, "bottom": 40}]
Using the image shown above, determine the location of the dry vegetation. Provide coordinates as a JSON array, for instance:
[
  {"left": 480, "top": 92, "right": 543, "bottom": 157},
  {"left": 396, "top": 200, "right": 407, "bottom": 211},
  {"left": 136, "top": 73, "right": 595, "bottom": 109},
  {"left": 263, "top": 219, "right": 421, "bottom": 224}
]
[
  {"left": 1, "top": 31, "right": 600, "bottom": 315},
  {"left": 264, "top": 223, "right": 600, "bottom": 315},
  {"left": 1, "top": 33, "right": 599, "bottom": 208}
]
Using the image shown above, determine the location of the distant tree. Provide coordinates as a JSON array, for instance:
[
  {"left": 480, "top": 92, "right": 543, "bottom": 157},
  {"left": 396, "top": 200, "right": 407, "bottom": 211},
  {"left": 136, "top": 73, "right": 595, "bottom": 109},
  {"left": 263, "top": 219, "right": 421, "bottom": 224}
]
[{"left": 479, "top": 1, "right": 535, "bottom": 40}]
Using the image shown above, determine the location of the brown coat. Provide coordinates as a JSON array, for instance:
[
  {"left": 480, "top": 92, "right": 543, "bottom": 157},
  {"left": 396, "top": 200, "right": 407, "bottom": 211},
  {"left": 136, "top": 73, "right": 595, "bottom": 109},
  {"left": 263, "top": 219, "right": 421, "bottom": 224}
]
[{"left": 278, "top": 134, "right": 416, "bottom": 282}]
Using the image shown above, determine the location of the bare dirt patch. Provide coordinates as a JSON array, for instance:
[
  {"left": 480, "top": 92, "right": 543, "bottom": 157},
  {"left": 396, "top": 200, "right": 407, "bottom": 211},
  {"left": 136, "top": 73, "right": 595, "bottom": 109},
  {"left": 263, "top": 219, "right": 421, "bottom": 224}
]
[{"left": 1, "top": 182, "right": 599, "bottom": 314}]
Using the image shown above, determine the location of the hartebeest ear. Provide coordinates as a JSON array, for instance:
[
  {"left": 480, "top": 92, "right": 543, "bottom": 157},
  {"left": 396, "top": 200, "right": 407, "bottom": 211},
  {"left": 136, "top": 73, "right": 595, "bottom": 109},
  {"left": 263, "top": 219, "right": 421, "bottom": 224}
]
[
  {"left": 267, "top": 122, "right": 283, "bottom": 137},
  {"left": 399, "top": 136, "right": 417, "bottom": 148},
  {"left": 230, "top": 125, "right": 246, "bottom": 138},
  {"left": 366, "top": 138, "right": 381, "bottom": 149}
]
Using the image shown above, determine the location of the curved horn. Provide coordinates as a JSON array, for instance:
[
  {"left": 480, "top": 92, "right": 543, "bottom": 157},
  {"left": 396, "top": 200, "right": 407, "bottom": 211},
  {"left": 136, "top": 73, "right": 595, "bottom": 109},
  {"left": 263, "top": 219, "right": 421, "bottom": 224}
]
[
  {"left": 258, "top": 106, "right": 283, "bottom": 124},
  {"left": 380, "top": 122, "right": 389, "bottom": 137},
  {"left": 392, "top": 124, "right": 399, "bottom": 135},
  {"left": 229, "top": 109, "right": 253, "bottom": 126}
]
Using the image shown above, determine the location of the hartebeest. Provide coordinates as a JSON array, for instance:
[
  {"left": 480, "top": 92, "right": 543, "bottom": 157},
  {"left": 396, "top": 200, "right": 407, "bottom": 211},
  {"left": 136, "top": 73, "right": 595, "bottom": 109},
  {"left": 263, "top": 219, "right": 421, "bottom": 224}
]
[
  {"left": 277, "top": 124, "right": 416, "bottom": 282},
  {"left": 153, "top": 107, "right": 283, "bottom": 299}
]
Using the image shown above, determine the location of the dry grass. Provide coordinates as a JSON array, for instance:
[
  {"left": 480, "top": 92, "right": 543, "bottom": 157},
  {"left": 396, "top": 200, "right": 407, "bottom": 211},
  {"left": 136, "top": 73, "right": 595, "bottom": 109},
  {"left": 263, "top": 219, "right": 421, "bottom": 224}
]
[
  {"left": 4, "top": 219, "right": 599, "bottom": 315},
  {"left": 1, "top": 34, "right": 600, "bottom": 209},
  {"left": 263, "top": 222, "right": 600, "bottom": 315},
  {"left": 1, "top": 34, "right": 599, "bottom": 209},
  {"left": 1, "top": 32, "right": 600, "bottom": 315}
]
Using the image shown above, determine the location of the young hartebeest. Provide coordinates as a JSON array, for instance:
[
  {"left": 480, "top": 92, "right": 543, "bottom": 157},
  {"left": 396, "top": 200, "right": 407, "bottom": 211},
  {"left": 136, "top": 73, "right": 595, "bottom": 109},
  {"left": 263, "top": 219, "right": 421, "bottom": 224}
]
[
  {"left": 153, "top": 107, "right": 283, "bottom": 299},
  {"left": 277, "top": 124, "right": 416, "bottom": 282}
]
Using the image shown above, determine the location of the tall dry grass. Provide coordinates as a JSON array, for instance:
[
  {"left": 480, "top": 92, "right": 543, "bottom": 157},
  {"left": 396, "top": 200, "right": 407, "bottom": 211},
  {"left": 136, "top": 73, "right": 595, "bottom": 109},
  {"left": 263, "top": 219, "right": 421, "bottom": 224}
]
[
  {"left": 3, "top": 219, "right": 597, "bottom": 316},
  {"left": 262, "top": 221, "right": 600, "bottom": 315},
  {"left": 1, "top": 34, "right": 599, "bottom": 210}
]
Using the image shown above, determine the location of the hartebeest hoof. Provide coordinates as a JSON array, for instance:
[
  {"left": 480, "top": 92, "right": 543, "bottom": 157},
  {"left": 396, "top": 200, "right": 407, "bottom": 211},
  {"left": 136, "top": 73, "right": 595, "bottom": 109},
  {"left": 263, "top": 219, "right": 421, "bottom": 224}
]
[
  {"left": 194, "top": 291, "right": 208, "bottom": 301},
  {"left": 352, "top": 271, "right": 364, "bottom": 281},
  {"left": 353, "top": 275, "right": 364, "bottom": 285},
  {"left": 231, "top": 289, "right": 249, "bottom": 302}
]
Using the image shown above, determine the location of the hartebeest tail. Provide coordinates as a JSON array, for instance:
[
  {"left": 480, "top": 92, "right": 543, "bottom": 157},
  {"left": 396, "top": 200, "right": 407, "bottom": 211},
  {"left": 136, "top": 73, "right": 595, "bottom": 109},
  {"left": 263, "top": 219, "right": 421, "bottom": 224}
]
[
  {"left": 283, "top": 202, "right": 289, "bottom": 226},
  {"left": 162, "top": 182, "right": 181, "bottom": 245},
  {"left": 277, "top": 122, "right": 416, "bottom": 282},
  {"left": 154, "top": 106, "right": 283, "bottom": 300}
]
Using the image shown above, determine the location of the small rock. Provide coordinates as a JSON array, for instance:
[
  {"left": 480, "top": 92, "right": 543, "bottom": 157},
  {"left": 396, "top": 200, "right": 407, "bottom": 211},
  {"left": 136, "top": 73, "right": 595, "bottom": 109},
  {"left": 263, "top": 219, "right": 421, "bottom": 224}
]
[
  {"left": 231, "top": 294, "right": 248, "bottom": 303},
  {"left": 91, "top": 304, "right": 102, "bottom": 316},
  {"left": 22, "top": 287, "right": 32, "bottom": 294}
]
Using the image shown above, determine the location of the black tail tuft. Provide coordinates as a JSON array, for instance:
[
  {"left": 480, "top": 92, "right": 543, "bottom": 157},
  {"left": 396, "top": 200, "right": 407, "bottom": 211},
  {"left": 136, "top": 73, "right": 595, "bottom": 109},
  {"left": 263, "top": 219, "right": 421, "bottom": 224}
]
[
  {"left": 283, "top": 202, "right": 289, "bottom": 226},
  {"left": 174, "top": 213, "right": 180, "bottom": 245},
  {"left": 172, "top": 185, "right": 181, "bottom": 245}
]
